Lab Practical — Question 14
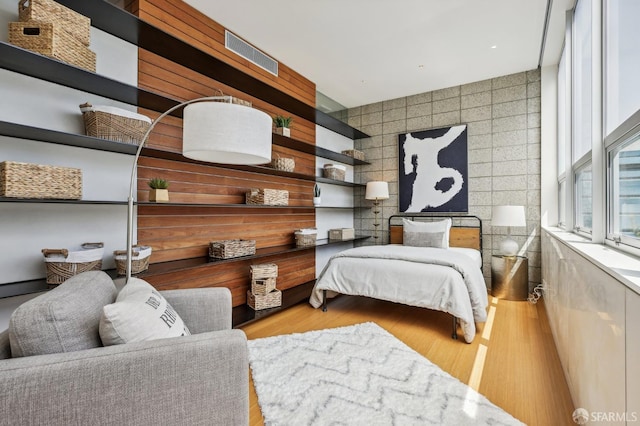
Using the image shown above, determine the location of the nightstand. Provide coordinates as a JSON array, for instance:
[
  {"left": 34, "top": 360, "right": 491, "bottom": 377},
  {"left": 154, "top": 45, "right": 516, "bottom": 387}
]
[{"left": 491, "top": 255, "right": 528, "bottom": 301}]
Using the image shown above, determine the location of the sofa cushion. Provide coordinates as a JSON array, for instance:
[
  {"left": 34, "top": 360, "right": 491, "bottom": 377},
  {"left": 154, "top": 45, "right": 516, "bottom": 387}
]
[
  {"left": 9, "top": 271, "right": 117, "bottom": 357},
  {"left": 0, "top": 330, "right": 11, "bottom": 360},
  {"left": 99, "top": 278, "right": 191, "bottom": 346}
]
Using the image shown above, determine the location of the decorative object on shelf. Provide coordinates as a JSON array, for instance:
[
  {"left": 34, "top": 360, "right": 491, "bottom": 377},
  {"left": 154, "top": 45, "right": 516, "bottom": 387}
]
[
  {"left": 245, "top": 188, "right": 289, "bottom": 206},
  {"left": 148, "top": 177, "right": 169, "bottom": 203},
  {"left": 0, "top": 160, "right": 81, "bottom": 199},
  {"left": 313, "top": 183, "right": 321, "bottom": 206},
  {"left": 124, "top": 95, "right": 272, "bottom": 282},
  {"left": 114, "top": 245, "right": 152, "bottom": 276},
  {"left": 294, "top": 228, "right": 317, "bottom": 247},
  {"left": 270, "top": 154, "right": 295, "bottom": 172},
  {"left": 209, "top": 239, "right": 257, "bottom": 259},
  {"left": 41, "top": 242, "right": 104, "bottom": 286},
  {"left": 273, "top": 115, "right": 292, "bottom": 137},
  {"left": 365, "top": 181, "right": 389, "bottom": 243},
  {"left": 329, "top": 228, "right": 355, "bottom": 240},
  {"left": 247, "top": 288, "right": 282, "bottom": 310},
  {"left": 250, "top": 263, "right": 278, "bottom": 296},
  {"left": 491, "top": 205, "right": 526, "bottom": 257},
  {"left": 322, "top": 164, "right": 346, "bottom": 181},
  {"left": 18, "top": 0, "right": 91, "bottom": 46},
  {"left": 79, "top": 103, "right": 152, "bottom": 145},
  {"left": 341, "top": 149, "right": 365, "bottom": 161}
]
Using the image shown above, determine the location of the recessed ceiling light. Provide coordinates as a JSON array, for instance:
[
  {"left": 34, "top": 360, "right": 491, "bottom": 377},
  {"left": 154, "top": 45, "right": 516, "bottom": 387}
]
[{"left": 491, "top": 45, "right": 498, "bottom": 49}]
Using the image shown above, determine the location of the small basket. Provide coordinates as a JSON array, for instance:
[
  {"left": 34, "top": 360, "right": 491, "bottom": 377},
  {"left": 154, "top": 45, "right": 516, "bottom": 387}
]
[
  {"left": 42, "top": 242, "right": 104, "bottom": 286},
  {"left": 250, "top": 263, "right": 278, "bottom": 279},
  {"left": 271, "top": 155, "right": 295, "bottom": 172},
  {"left": 294, "top": 229, "right": 317, "bottom": 247},
  {"left": 209, "top": 240, "right": 256, "bottom": 259},
  {"left": 0, "top": 161, "right": 81, "bottom": 199},
  {"left": 246, "top": 188, "right": 289, "bottom": 206},
  {"left": 341, "top": 149, "right": 365, "bottom": 161},
  {"left": 80, "top": 103, "right": 152, "bottom": 145},
  {"left": 9, "top": 21, "right": 96, "bottom": 72},
  {"left": 247, "top": 289, "right": 282, "bottom": 310},
  {"left": 113, "top": 245, "right": 152, "bottom": 276},
  {"left": 251, "top": 278, "right": 276, "bottom": 296},
  {"left": 329, "top": 228, "right": 355, "bottom": 240},
  {"left": 322, "top": 164, "right": 346, "bottom": 181},
  {"left": 18, "top": 0, "right": 91, "bottom": 46}
]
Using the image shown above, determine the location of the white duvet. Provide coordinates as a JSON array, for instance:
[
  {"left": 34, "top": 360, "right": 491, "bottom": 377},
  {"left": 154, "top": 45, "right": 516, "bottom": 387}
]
[{"left": 309, "top": 245, "right": 488, "bottom": 343}]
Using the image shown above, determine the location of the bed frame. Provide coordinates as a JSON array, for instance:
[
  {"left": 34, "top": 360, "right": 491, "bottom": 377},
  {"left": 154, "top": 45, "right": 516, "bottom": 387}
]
[{"left": 322, "top": 214, "right": 483, "bottom": 340}]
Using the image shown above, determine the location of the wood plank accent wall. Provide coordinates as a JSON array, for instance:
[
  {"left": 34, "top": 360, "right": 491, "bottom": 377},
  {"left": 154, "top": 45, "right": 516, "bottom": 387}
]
[{"left": 127, "top": 0, "right": 318, "bottom": 305}]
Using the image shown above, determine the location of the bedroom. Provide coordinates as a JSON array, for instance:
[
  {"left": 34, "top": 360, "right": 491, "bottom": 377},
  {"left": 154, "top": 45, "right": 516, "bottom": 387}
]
[{"left": 0, "top": 0, "right": 638, "bottom": 424}]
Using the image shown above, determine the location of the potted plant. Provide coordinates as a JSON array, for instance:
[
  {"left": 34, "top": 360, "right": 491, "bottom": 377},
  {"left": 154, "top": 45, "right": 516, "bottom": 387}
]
[
  {"left": 148, "top": 177, "right": 169, "bottom": 203},
  {"left": 273, "top": 115, "right": 293, "bottom": 137},
  {"left": 313, "top": 183, "right": 321, "bottom": 206}
]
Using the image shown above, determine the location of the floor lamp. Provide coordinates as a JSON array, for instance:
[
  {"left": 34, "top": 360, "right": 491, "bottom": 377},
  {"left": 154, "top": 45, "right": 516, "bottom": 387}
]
[
  {"left": 365, "top": 181, "right": 389, "bottom": 244},
  {"left": 126, "top": 96, "right": 272, "bottom": 282}
]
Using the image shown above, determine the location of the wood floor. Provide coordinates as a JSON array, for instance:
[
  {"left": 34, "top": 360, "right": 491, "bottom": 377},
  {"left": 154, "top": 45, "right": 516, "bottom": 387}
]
[{"left": 240, "top": 294, "right": 575, "bottom": 426}]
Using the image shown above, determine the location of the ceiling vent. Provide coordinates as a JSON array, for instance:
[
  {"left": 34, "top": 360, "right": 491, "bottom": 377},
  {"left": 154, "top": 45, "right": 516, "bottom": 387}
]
[{"left": 225, "top": 30, "right": 278, "bottom": 76}]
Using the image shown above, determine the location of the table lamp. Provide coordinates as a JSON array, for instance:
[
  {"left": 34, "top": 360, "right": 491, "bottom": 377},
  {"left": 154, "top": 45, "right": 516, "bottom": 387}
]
[{"left": 491, "top": 205, "right": 526, "bottom": 256}]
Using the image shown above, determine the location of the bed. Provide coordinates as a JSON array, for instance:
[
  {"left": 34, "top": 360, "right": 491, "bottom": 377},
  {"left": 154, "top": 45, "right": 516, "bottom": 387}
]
[{"left": 309, "top": 215, "right": 488, "bottom": 343}]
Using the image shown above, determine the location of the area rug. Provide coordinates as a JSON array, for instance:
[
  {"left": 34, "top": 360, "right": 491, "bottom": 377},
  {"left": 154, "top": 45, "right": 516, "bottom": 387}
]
[{"left": 248, "top": 322, "right": 524, "bottom": 425}]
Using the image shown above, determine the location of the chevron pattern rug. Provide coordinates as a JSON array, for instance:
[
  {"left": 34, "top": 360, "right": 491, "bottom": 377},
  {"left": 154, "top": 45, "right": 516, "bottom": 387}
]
[{"left": 248, "top": 322, "right": 524, "bottom": 425}]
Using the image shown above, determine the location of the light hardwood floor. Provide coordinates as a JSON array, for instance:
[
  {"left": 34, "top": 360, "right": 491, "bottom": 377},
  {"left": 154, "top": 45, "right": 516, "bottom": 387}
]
[{"left": 240, "top": 294, "right": 575, "bottom": 425}]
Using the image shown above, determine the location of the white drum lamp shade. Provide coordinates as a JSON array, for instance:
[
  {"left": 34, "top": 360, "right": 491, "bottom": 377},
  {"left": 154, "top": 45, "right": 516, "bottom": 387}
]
[
  {"left": 182, "top": 101, "right": 272, "bottom": 164},
  {"left": 365, "top": 181, "right": 389, "bottom": 200},
  {"left": 492, "top": 205, "right": 526, "bottom": 256}
]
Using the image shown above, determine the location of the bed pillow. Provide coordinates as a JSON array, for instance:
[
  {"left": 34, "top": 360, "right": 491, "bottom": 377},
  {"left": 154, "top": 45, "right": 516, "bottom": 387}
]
[
  {"left": 402, "top": 218, "right": 452, "bottom": 249},
  {"left": 99, "top": 278, "right": 190, "bottom": 346}
]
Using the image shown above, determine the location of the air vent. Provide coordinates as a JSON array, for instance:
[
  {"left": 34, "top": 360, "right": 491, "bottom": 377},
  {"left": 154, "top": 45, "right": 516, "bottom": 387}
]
[{"left": 225, "top": 30, "right": 278, "bottom": 76}]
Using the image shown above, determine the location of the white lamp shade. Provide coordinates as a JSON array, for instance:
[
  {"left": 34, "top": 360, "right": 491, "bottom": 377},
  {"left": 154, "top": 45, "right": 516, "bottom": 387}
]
[
  {"left": 492, "top": 205, "right": 526, "bottom": 227},
  {"left": 365, "top": 181, "right": 389, "bottom": 200},
  {"left": 182, "top": 101, "right": 272, "bottom": 164}
]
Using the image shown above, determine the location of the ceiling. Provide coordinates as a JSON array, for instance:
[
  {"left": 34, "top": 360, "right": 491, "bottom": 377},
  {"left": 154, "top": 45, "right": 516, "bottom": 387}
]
[{"left": 184, "top": 0, "right": 574, "bottom": 110}]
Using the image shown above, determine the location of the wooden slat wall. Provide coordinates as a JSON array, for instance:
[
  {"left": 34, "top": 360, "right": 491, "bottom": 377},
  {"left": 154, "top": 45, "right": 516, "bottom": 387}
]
[{"left": 128, "top": 0, "right": 318, "bottom": 304}]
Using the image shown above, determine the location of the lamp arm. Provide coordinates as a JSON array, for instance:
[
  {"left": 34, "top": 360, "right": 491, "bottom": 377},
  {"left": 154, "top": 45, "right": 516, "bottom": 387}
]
[{"left": 125, "top": 95, "right": 232, "bottom": 283}]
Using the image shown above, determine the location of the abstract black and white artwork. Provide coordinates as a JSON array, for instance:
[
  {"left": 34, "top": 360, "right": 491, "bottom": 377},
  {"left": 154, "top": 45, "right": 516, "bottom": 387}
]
[{"left": 398, "top": 125, "right": 468, "bottom": 213}]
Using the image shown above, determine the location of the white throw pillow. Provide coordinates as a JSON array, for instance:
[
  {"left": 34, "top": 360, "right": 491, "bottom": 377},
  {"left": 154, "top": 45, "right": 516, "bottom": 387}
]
[
  {"left": 402, "top": 218, "right": 452, "bottom": 249},
  {"left": 99, "top": 278, "right": 190, "bottom": 346}
]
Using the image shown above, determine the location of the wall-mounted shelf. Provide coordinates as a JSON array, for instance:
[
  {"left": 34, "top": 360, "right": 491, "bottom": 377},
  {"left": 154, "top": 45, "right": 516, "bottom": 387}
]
[
  {"left": 273, "top": 134, "right": 369, "bottom": 165},
  {"left": 0, "top": 198, "right": 128, "bottom": 205},
  {"left": 138, "top": 202, "right": 315, "bottom": 209}
]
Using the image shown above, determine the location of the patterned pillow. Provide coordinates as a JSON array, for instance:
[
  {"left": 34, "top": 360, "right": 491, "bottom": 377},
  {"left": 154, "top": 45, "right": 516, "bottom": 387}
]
[
  {"left": 99, "top": 278, "right": 190, "bottom": 346},
  {"left": 402, "top": 218, "right": 452, "bottom": 248}
]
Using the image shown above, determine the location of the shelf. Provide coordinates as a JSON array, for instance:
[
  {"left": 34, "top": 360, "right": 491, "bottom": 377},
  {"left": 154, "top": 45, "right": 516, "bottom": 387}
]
[
  {"left": 314, "top": 206, "right": 357, "bottom": 209},
  {"left": 316, "top": 110, "right": 370, "bottom": 140},
  {"left": 0, "top": 198, "right": 128, "bottom": 205},
  {"left": 316, "top": 236, "right": 370, "bottom": 245},
  {"left": 273, "top": 134, "right": 369, "bottom": 165},
  {"left": 315, "top": 177, "right": 364, "bottom": 187},
  {"left": 138, "top": 202, "right": 315, "bottom": 209}
]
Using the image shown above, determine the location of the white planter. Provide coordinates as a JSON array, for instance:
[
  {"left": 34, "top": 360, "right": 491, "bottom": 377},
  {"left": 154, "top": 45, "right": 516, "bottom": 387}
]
[
  {"left": 313, "top": 197, "right": 321, "bottom": 206},
  {"left": 275, "top": 127, "right": 291, "bottom": 137}
]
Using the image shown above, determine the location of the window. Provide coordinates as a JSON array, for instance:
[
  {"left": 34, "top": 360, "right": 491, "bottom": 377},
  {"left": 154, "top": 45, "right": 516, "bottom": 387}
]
[
  {"left": 609, "top": 134, "right": 640, "bottom": 245},
  {"left": 572, "top": 0, "right": 593, "bottom": 162},
  {"left": 559, "top": 180, "right": 567, "bottom": 228},
  {"left": 557, "top": 45, "right": 568, "bottom": 227},
  {"left": 575, "top": 163, "right": 593, "bottom": 233}
]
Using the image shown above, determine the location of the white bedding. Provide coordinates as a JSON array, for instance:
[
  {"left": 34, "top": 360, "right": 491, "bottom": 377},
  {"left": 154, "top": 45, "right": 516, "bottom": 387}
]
[{"left": 309, "top": 244, "right": 488, "bottom": 343}]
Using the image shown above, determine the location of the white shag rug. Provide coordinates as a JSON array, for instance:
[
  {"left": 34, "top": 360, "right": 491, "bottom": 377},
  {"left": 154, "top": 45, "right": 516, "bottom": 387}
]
[{"left": 248, "top": 322, "right": 524, "bottom": 425}]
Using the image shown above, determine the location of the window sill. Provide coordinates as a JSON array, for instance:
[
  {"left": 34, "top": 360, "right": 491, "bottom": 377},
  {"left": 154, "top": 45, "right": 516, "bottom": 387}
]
[{"left": 542, "top": 226, "right": 640, "bottom": 296}]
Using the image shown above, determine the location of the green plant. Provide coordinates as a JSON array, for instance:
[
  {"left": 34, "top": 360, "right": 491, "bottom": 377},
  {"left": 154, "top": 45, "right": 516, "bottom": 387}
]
[
  {"left": 148, "top": 178, "right": 169, "bottom": 189},
  {"left": 314, "top": 183, "right": 321, "bottom": 197},
  {"left": 273, "top": 115, "right": 293, "bottom": 128}
]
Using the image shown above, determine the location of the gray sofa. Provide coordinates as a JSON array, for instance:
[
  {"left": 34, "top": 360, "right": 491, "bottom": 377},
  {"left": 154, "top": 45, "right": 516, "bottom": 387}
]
[{"left": 0, "top": 271, "right": 249, "bottom": 425}]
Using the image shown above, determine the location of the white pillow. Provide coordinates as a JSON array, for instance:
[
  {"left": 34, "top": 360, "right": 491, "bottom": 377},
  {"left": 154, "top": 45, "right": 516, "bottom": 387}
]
[
  {"left": 402, "top": 218, "right": 452, "bottom": 249},
  {"left": 99, "top": 278, "right": 191, "bottom": 346}
]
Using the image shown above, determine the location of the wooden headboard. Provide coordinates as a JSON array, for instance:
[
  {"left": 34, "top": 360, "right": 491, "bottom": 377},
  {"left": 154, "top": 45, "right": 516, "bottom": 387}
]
[{"left": 388, "top": 214, "right": 482, "bottom": 251}]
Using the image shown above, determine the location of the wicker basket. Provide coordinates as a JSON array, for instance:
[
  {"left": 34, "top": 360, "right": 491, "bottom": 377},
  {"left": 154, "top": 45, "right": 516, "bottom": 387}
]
[
  {"left": 18, "top": 0, "right": 91, "bottom": 46},
  {"left": 294, "top": 229, "right": 317, "bottom": 247},
  {"left": 271, "top": 156, "right": 295, "bottom": 172},
  {"left": 251, "top": 277, "right": 276, "bottom": 296},
  {"left": 341, "top": 149, "right": 365, "bottom": 161},
  {"left": 42, "top": 242, "right": 104, "bottom": 286},
  {"left": 250, "top": 263, "right": 278, "bottom": 279},
  {"left": 245, "top": 188, "right": 289, "bottom": 206},
  {"left": 247, "top": 289, "right": 282, "bottom": 310},
  {"left": 209, "top": 240, "right": 256, "bottom": 259},
  {"left": 9, "top": 21, "right": 96, "bottom": 72},
  {"left": 329, "top": 228, "right": 355, "bottom": 240},
  {"left": 80, "top": 103, "right": 152, "bottom": 144},
  {"left": 113, "top": 245, "right": 152, "bottom": 276},
  {"left": 322, "top": 164, "right": 346, "bottom": 181},
  {"left": 0, "top": 161, "right": 81, "bottom": 199}
]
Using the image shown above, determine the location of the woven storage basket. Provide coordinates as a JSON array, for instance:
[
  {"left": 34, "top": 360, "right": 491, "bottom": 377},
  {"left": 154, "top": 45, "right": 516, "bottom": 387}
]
[
  {"left": 18, "top": 0, "right": 91, "bottom": 46},
  {"left": 0, "top": 161, "right": 81, "bottom": 199},
  {"left": 9, "top": 21, "right": 96, "bottom": 72},
  {"left": 80, "top": 103, "right": 152, "bottom": 144},
  {"left": 245, "top": 188, "right": 289, "bottom": 206},
  {"left": 271, "top": 156, "right": 295, "bottom": 172},
  {"left": 294, "top": 229, "right": 317, "bottom": 247},
  {"left": 247, "top": 289, "right": 281, "bottom": 310},
  {"left": 250, "top": 263, "right": 278, "bottom": 279},
  {"left": 322, "top": 164, "right": 346, "bottom": 181},
  {"left": 251, "top": 278, "right": 276, "bottom": 296},
  {"left": 341, "top": 149, "right": 365, "bottom": 161},
  {"left": 209, "top": 239, "right": 256, "bottom": 259},
  {"left": 42, "top": 242, "right": 103, "bottom": 286},
  {"left": 329, "top": 228, "right": 355, "bottom": 240},
  {"left": 113, "top": 245, "right": 152, "bottom": 276}
]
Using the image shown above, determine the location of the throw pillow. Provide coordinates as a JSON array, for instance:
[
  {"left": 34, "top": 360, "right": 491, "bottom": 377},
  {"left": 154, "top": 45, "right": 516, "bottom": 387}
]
[
  {"left": 402, "top": 218, "right": 452, "bottom": 249},
  {"left": 99, "top": 278, "right": 191, "bottom": 346}
]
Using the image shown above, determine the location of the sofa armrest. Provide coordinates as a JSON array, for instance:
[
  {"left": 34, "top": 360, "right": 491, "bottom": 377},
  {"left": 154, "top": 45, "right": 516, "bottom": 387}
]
[
  {"left": 0, "top": 329, "right": 248, "bottom": 426},
  {"left": 161, "top": 287, "right": 232, "bottom": 333}
]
